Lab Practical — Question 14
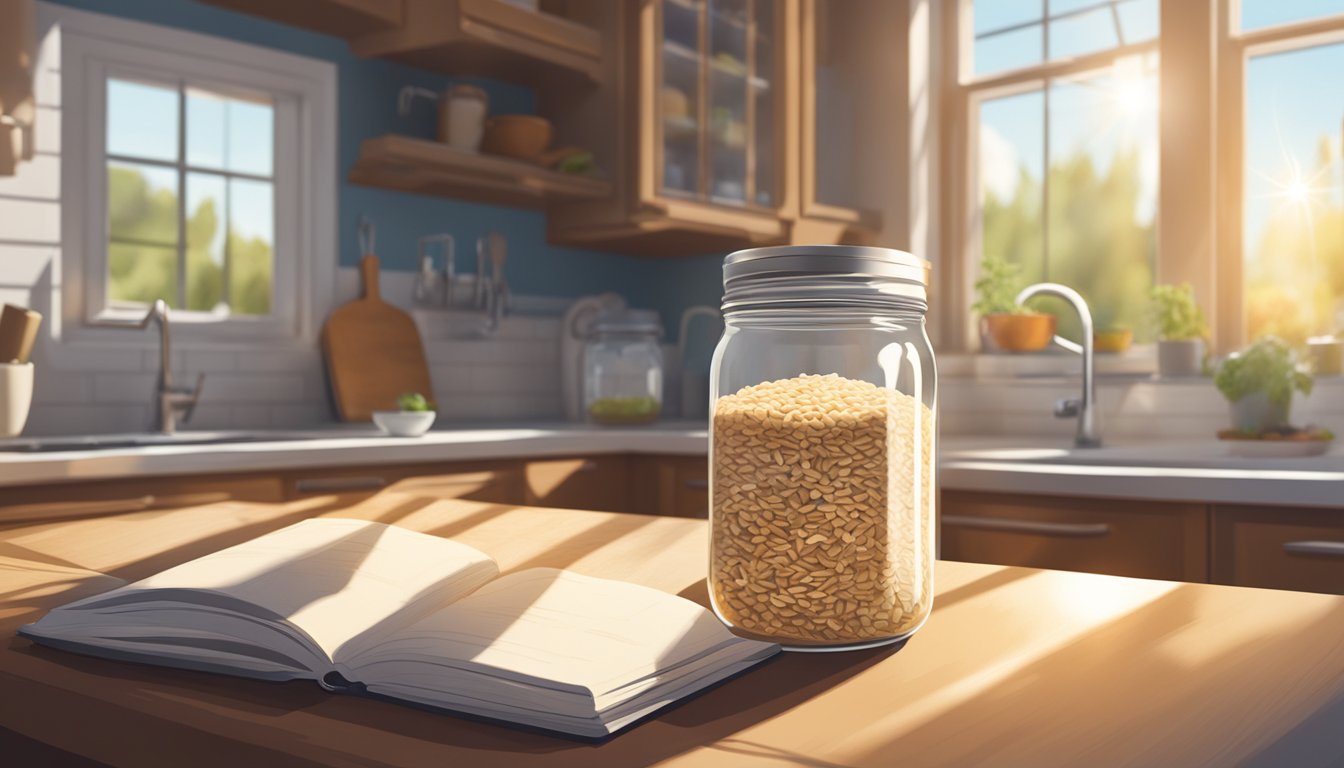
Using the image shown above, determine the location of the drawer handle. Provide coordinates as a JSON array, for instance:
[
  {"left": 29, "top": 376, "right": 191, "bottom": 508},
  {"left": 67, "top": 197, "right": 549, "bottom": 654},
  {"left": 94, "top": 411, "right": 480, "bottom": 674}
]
[
  {"left": 941, "top": 515, "right": 1111, "bottom": 538},
  {"left": 294, "top": 477, "right": 387, "bottom": 493},
  {"left": 1283, "top": 541, "right": 1344, "bottom": 558},
  {"left": 683, "top": 478, "right": 708, "bottom": 490}
]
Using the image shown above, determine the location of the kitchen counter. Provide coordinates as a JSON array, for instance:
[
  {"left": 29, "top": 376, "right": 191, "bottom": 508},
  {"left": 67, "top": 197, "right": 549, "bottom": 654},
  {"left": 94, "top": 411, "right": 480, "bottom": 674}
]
[
  {"left": 5, "top": 426, "right": 1344, "bottom": 509},
  {"left": 0, "top": 423, "right": 710, "bottom": 487},
  {"left": 2, "top": 492, "right": 1343, "bottom": 766}
]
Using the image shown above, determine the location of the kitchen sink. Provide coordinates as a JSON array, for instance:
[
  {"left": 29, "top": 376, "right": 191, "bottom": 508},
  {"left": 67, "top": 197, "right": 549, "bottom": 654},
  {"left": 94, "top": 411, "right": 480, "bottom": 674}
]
[
  {"left": 942, "top": 440, "right": 1343, "bottom": 470},
  {"left": 0, "top": 432, "right": 320, "bottom": 453}
]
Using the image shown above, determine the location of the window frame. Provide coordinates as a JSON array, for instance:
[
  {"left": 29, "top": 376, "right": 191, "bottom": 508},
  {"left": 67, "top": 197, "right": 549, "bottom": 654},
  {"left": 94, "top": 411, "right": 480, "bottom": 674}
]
[
  {"left": 940, "top": 0, "right": 1344, "bottom": 355},
  {"left": 1215, "top": 0, "right": 1344, "bottom": 351},
  {"left": 51, "top": 3, "right": 336, "bottom": 347},
  {"left": 941, "top": 0, "right": 1161, "bottom": 352}
]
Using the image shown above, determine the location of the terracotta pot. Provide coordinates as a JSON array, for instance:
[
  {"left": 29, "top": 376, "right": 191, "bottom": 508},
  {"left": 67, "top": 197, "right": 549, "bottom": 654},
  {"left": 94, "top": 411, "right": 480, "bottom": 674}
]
[
  {"left": 481, "top": 115, "right": 552, "bottom": 161},
  {"left": 1094, "top": 328, "right": 1133, "bottom": 354},
  {"left": 982, "top": 313, "right": 1056, "bottom": 353}
]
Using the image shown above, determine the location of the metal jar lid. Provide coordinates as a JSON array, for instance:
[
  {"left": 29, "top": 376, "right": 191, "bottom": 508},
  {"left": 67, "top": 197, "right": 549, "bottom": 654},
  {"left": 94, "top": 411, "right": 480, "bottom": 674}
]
[{"left": 722, "top": 245, "right": 930, "bottom": 314}]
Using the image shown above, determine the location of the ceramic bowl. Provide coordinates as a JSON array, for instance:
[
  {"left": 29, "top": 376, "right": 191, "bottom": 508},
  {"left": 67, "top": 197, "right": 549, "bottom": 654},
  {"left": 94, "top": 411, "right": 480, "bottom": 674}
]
[
  {"left": 481, "top": 115, "right": 553, "bottom": 161},
  {"left": 372, "top": 410, "right": 437, "bottom": 437}
]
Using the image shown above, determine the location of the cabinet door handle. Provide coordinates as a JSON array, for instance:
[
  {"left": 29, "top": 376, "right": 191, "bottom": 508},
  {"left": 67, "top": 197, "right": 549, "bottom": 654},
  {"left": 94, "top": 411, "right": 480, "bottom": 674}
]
[
  {"left": 1283, "top": 541, "right": 1344, "bottom": 558},
  {"left": 3, "top": 495, "right": 156, "bottom": 523},
  {"left": 683, "top": 478, "right": 709, "bottom": 490},
  {"left": 941, "top": 515, "right": 1111, "bottom": 538},
  {"left": 293, "top": 477, "right": 387, "bottom": 494}
]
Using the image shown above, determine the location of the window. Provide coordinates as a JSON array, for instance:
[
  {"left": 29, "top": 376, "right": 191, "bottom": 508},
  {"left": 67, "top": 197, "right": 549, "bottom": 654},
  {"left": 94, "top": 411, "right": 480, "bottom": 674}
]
[
  {"left": 1235, "top": 8, "right": 1344, "bottom": 344},
  {"left": 52, "top": 5, "right": 335, "bottom": 343},
  {"left": 106, "top": 79, "right": 275, "bottom": 317},
  {"left": 964, "top": 2, "right": 1159, "bottom": 341},
  {"left": 945, "top": 1, "right": 1344, "bottom": 353}
]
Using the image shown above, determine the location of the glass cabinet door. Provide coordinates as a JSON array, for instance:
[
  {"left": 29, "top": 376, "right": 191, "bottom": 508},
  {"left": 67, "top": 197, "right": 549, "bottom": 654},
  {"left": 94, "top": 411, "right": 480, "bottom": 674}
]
[{"left": 658, "top": 0, "right": 778, "bottom": 210}]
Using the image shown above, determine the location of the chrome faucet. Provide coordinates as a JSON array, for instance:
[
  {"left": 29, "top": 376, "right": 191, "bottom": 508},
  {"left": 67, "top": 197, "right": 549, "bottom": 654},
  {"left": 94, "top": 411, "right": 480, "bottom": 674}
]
[
  {"left": 1015, "top": 283, "right": 1101, "bottom": 448},
  {"left": 137, "top": 300, "right": 205, "bottom": 435}
]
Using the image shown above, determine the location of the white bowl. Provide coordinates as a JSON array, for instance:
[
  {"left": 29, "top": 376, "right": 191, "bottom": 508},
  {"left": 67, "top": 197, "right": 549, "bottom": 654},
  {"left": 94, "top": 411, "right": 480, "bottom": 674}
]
[
  {"left": 372, "top": 410, "right": 437, "bottom": 437},
  {"left": 0, "top": 362, "right": 34, "bottom": 438}
]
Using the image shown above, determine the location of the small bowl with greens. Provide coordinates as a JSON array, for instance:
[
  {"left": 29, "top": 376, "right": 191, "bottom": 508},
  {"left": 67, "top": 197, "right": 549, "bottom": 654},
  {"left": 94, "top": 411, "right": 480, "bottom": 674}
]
[{"left": 373, "top": 392, "right": 437, "bottom": 437}]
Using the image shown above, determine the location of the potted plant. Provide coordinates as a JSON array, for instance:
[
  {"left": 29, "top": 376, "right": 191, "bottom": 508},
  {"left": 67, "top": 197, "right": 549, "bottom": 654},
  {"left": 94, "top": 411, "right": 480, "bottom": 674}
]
[
  {"left": 1092, "top": 309, "right": 1133, "bottom": 354},
  {"left": 1213, "top": 337, "right": 1312, "bottom": 433},
  {"left": 973, "top": 256, "right": 1054, "bottom": 353},
  {"left": 1150, "top": 283, "right": 1207, "bottom": 377}
]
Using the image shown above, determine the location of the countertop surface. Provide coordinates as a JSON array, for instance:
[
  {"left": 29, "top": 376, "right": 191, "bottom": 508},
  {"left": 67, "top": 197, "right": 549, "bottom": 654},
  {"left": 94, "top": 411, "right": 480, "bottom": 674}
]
[
  {"left": 2, "top": 494, "right": 1342, "bottom": 767},
  {"left": 5, "top": 425, "right": 1344, "bottom": 508}
]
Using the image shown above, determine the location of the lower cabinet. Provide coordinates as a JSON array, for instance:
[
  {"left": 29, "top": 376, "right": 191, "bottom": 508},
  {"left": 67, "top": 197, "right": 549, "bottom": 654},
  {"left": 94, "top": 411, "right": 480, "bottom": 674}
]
[
  {"left": 1211, "top": 504, "right": 1344, "bottom": 595},
  {"left": 284, "top": 460, "right": 525, "bottom": 504},
  {"left": 524, "top": 455, "right": 630, "bottom": 512},
  {"left": 628, "top": 455, "right": 709, "bottom": 518},
  {"left": 940, "top": 490, "right": 1209, "bottom": 582}
]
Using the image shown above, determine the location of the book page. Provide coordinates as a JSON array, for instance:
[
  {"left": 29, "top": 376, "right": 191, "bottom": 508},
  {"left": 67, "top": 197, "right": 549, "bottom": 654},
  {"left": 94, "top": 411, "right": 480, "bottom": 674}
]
[
  {"left": 355, "top": 568, "right": 764, "bottom": 697},
  {"left": 59, "top": 518, "right": 499, "bottom": 661}
]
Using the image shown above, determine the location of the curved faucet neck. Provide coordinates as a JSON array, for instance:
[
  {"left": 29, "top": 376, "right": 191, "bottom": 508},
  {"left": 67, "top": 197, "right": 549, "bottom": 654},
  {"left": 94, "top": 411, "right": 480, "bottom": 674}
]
[{"left": 1014, "top": 283, "right": 1100, "bottom": 448}]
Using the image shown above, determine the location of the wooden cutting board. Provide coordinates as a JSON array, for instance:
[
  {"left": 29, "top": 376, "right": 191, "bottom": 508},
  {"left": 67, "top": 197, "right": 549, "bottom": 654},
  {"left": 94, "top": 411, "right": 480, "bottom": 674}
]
[{"left": 322, "top": 255, "right": 433, "bottom": 421}]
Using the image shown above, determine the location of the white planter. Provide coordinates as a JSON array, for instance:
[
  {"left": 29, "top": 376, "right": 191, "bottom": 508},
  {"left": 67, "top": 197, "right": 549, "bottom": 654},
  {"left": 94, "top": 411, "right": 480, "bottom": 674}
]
[
  {"left": 0, "top": 362, "right": 34, "bottom": 437},
  {"left": 1228, "top": 391, "right": 1290, "bottom": 433},
  {"left": 1157, "top": 339, "right": 1205, "bottom": 378}
]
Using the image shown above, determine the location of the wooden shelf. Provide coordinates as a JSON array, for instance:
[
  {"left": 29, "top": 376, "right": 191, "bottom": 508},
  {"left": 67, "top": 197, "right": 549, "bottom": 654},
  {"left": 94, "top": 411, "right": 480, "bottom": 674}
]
[
  {"left": 200, "top": 0, "right": 403, "bottom": 39},
  {"left": 349, "top": 0, "right": 605, "bottom": 86},
  {"left": 348, "top": 134, "right": 612, "bottom": 209}
]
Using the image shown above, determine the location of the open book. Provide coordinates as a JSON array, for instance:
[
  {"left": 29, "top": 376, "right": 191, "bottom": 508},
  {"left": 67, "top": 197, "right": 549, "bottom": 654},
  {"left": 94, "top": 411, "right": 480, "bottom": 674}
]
[{"left": 19, "top": 518, "right": 778, "bottom": 738}]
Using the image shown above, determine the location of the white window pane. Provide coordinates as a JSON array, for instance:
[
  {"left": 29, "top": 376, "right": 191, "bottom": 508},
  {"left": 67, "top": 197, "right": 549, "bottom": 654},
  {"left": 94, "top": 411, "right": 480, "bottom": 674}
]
[
  {"left": 1240, "top": 0, "right": 1344, "bottom": 31},
  {"left": 1116, "top": 0, "right": 1159, "bottom": 44},
  {"left": 979, "top": 89, "right": 1045, "bottom": 286},
  {"left": 108, "top": 162, "right": 179, "bottom": 246},
  {"left": 186, "top": 172, "right": 227, "bottom": 312},
  {"left": 1046, "top": 59, "right": 1158, "bottom": 339},
  {"left": 228, "top": 98, "right": 274, "bottom": 176},
  {"left": 975, "top": 24, "right": 1044, "bottom": 76},
  {"left": 108, "top": 161, "right": 180, "bottom": 308},
  {"left": 1244, "top": 42, "right": 1344, "bottom": 343},
  {"left": 229, "top": 178, "right": 273, "bottom": 316},
  {"left": 186, "top": 88, "right": 226, "bottom": 170},
  {"left": 107, "top": 78, "right": 178, "bottom": 162},
  {"left": 974, "top": 0, "right": 1042, "bottom": 36},
  {"left": 1048, "top": 6, "right": 1119, "bottom": 60}
]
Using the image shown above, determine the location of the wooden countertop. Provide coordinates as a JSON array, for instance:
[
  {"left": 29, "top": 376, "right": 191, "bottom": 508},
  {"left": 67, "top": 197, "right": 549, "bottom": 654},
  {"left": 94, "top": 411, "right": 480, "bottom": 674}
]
[{"left": 3, "top": 484, "right": 1344, "bottom": 767}]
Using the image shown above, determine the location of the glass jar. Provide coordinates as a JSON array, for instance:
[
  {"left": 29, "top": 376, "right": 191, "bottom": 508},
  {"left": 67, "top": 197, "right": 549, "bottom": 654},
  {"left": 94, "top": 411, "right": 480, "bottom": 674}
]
[
  {"left": 708, "top": 246, "right": 936, "bottom": 651},
  {"left": 583, "top": 308, "right": 664, "bottom": 425}
]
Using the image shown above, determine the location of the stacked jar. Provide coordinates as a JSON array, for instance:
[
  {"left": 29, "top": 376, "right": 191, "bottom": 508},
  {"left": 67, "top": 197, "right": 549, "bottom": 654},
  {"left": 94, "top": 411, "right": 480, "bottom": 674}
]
[
  {"left": 708, "top": 246, "right": 937, "bottom": 651},
  {"left": 583, "top": 308, "right": 664, "bottom": 425}
]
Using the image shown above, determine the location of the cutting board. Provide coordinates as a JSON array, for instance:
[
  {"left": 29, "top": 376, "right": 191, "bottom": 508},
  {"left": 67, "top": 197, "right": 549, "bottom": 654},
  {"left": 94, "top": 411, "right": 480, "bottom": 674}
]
[{"left": 322, "top": 255, "right": 433, "bottom": 422}]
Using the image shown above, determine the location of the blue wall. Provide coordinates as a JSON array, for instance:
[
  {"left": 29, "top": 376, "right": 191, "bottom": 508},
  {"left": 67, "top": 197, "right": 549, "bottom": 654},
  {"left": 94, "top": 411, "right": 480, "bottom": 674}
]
[{"left": 50, "top": 0, "right": 733, "bottom": 333}]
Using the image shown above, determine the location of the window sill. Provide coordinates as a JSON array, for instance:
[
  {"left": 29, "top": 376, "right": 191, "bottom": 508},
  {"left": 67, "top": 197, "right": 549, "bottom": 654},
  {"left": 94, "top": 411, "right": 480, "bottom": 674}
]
[{"left": 939, "top": 346, "right": 1158, "bottom": 380}]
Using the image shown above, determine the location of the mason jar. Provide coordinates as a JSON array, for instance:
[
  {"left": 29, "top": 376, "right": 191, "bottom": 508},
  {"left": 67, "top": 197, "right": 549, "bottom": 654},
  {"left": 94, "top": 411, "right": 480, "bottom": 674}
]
[
  {"left": 708, "top": 246, "right": 937, "bottom": 651},
  {"left": 583, "top": 308, "right": 664, "bottom": 425}
]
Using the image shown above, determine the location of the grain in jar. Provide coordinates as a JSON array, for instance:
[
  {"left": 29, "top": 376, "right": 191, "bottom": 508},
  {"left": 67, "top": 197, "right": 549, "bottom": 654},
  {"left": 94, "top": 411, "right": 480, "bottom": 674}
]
[{"left": 708, "top": 246, "right": 936, "bottom": 650}]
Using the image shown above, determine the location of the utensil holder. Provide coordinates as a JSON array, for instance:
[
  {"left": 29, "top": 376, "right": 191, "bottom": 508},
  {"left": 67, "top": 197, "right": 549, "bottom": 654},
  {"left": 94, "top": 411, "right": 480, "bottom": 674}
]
[{"left": 0, "top": 362, "right": 34, "bottom": 437}]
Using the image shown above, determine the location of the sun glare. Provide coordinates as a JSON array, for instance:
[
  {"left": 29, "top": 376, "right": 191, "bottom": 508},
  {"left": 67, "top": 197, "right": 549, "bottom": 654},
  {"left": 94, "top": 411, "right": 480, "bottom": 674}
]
[{"left": 1108, "top": 55, "right": 1157, "bottom": 120}]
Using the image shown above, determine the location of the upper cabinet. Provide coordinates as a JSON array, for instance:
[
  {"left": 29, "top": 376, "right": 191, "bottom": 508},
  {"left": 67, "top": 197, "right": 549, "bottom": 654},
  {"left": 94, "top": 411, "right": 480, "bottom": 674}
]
[
  {"left": 547, "top": 0, "right": 798, "bottom": 256},
  {"left": 548, "top": 0, "right": 885, "bottom": 256},
  {"left": 797, "top": 0, "right": 882, "bottom": 243}
]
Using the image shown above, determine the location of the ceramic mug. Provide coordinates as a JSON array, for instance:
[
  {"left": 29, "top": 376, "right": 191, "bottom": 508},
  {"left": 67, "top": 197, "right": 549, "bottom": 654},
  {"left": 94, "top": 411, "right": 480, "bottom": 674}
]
[{"left": 0, "top": 361, "right": 34, "bottom": 437}]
